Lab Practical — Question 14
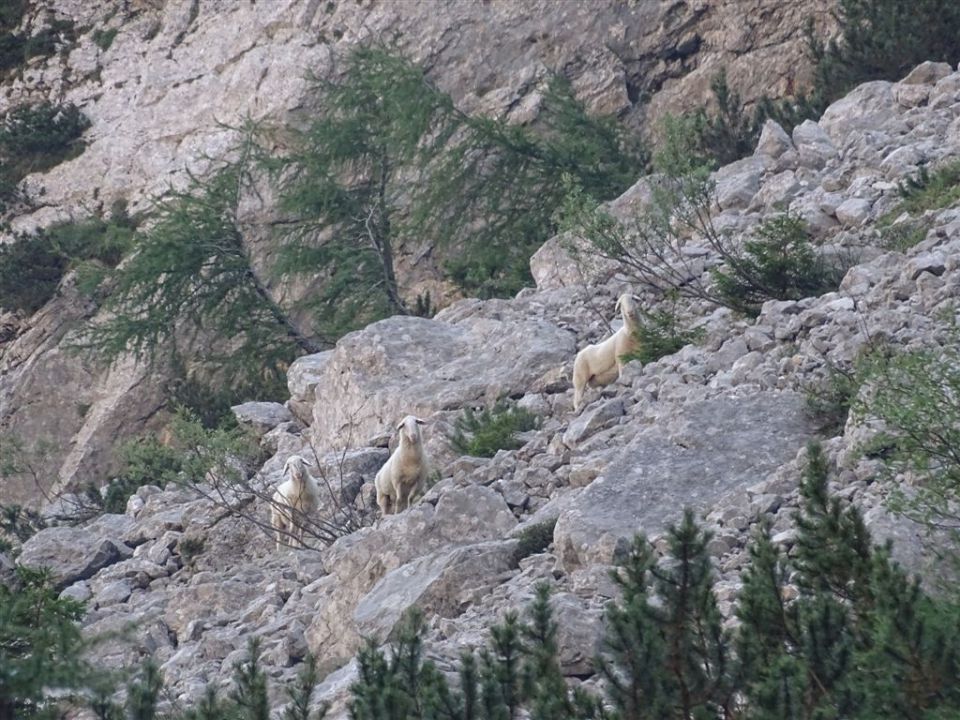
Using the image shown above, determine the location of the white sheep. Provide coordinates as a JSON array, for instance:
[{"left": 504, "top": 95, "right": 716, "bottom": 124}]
[
  {"left": 572, "top": 293, "right": 643, "bottom": 411},
  {"left": 375, "top": 415, "right": 429, "bottom": 516},
  {"left": 270, "top": 454, "right": 319, "bottom": 550}
]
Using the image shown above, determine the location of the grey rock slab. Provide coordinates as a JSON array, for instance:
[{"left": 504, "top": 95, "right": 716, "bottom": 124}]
[
  {"left": 230, "top": 402, "right": 294, "bottom": 435},
  {"left": 286, "top": 351, "right": 333, "bottom": 424},
  {"left": 834, "top": 198, "right": 872, "bottom": 226},
  {"left": 754, "top": 119, "right": 794, "bottom": 159},
  {"left": 353, "top": 540, "right": 518, "bottom": 644},
  {"left": 714, "top": 155, "right": 770, "bottom": 210},
  {"left": 820, "top": 81, "right": 906, "bottom": 144},
  {"left": 904, "top": 252, "right": 946, "bottom": 280},
  {"left": 163, "top": 580, "right": 265, "bottom": 638},
  {"left": 563, "top": 398, "right": 626, "bottom": 447},
  {"left": 900, "top": 61, "right": 954, "bottom": 86},
  {"left": 305, "top": 484, "right": 516, "bottom": 664},
  {"left": 18, "top": 514, "right": 136, "bottom": 589},
  {"left": 551, "top": 592, "right": 603, "bottom": 675},
  {"left": 554, "top": 391, "right": 815, "bottom": 570},
  {"left": 792, "top": 120, "right": 837, "bottom": 169},
  {"left": 308, "top": 312, "right": 575, "bottom": 451}
]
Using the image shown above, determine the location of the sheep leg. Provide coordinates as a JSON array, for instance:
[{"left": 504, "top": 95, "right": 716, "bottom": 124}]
[{"left": 377, "top": 488, "right": 393, "bottom": 516}]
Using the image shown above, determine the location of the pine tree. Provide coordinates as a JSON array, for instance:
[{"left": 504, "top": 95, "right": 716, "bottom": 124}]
[
  {"left": 231, "top": 638, "right": 270, "bottom": 720},
  {"left": 0, "top": 566, "right": 91, "bottom": 720}
]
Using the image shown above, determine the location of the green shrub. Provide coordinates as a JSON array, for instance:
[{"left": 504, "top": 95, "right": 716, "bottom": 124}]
[
  {"left": 0, "top": 101, "right": 89, "bottom": 211},
  {"left": 892, "top": 161, "right": 960, "bottom": 218},
  {"left": 622, "top": 296, "right": 705, "bottom": 364},
  {"left": 0, "top": 101, "right": 89, "bottom": 169},
  {"left": 91, "top": 27, "right": 117, "bottom": 52},
  {"left": 450, "top": 402, "right": 539, "bottom": 458},
  {"left": 712, "top": 213, "right": 847, "bottom": 316},
  {"left": 804, "top": 361, "right": 861, "bottom": 436},
  {"left": 856, "top": 337, "right": 960, "bottom": 535},
  {"left": 177, "top": 536, "right": 205, "bottom": 567},
  {"left": 0, "top": 566, "right": 92, "bottom": 720},
  {"left": 688, "top": 69, "right": 820, "bottom": 167},
  {"left": 0, "top": 12, "right": 74, "bottom": 75},
  {"left": 878, "top": 216, "right": 932, "bottom": 252},
  {"left": 0, "top": 503, "right": 45, "bottom": 545},
  {"left": 513, "top": 518, "right": 557, "bottom": 562},
  {"left": 0, "top": 214, "right": 136, "bottom": 314},
  {"left": 811, "top": 0, "right": 960, "bottom": 105}
]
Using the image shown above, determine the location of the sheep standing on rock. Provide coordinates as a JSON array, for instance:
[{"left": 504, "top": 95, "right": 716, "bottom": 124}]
[
  {"left": 375, "top": 415, "right": 429, "bottom": 516},
  {"left": 572, "top": 293, "right": 643, "bottom": 411},
  {"left": 271, "top": 454, "right": 319, "bottom": 550}
]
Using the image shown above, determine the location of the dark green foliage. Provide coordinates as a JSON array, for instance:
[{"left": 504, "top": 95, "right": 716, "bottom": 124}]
[
  {"left": 450, "top": 403, "right": 539, "bottom": 458},
  {"left": 712, "top": 214, "right": 846, "bottom": 316},
  {"left": 621, "top": 295, "right": 704, "bottom": 365},
  {"left": 513, "top": 519, "right": 556, "bottom": 563},
  {"left": 735, "top": 441, "right": 960, "bottom": 719},
  {"left": 177, "top": 536, "right": 205, "bottom": 567},
  {"left": 0, "top": 503, "right": 45, "bottom": 545},
  {"left": 804, "top": 361, "right": 860, "bottom": 436},
  {"left": 0, "top": 101, "right": 89, "bottom": 173},
  {"left": 562, "top": 130, "right": 845, "bottom": 315},
  {"left": 0, "top": 214, "right": 135, "bottom": 314},
  {"left": 688, "top": 70, "right": 820, "bottom": 168},
  {"left": 92, "top": 27, "right": 118, "bottom": 52},
  {"left": 0, "top": 566, "right": 89, "bottom": 720},
  {"left": 793, "top": 443, "right": 874, "bottom": 601},
  {"left": 430, "top": 75, "right": 647, "bottom": 299},
  {"left": 891, "top": 161, "right": 960, "bottom": 218},
  {"left": 811, "top": 0, "right": 960, "bottom": 106},
  {"left": 0, "top": 10, "right": 75, "bottom": 75},
  {"left": 595, "top": 514, "right": 736, "bottom": 720},
  {"left": 231, "top": 638, "right": 270, "bottom": 720},
  {"left": 274, "top": 47, "right": 645, "bottom": 338},
  {"left": 99, "top": 435, "right": 186, "bottom": 514},
  {"left": 856, "top": 339, "right": 960, "bottom": 533},
  {"left": 283, "top": 653, "right": 328, "bottom": 720},
  {"left": 878, "top": 216, "right": 931, "bottom": 252},
  {"left": 80, "top": 149, "right": 315, "bottom": 401},
  {"left": 597, "top": 535, "right": 670, "bottom": 720}
]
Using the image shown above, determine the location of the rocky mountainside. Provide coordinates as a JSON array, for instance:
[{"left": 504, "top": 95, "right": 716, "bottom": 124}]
[
  {"left": 10, "top": 60, "right": 960, "bottom": 716},
  {"left": 0, "top": 0, "right": 834, "bottom": 505}
]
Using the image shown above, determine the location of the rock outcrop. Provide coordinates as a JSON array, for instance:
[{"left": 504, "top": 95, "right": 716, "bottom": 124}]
[
  {"left": 9, "top": 58, "right": 960, "bottom": 716},
  {"left": 1, "top": 0, "right": 834, "bottom": 502}
]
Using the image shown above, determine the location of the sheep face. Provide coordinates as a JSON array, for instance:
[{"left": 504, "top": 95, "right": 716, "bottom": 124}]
[
  {"left": 396, "top": 415, "right": 425, "bottom": 446},
  {"left": 283, "top": 454, "right": 314, "bottom": 483},
  {"left": 615, "top": 293, "right": 642, "bottom": 325}
]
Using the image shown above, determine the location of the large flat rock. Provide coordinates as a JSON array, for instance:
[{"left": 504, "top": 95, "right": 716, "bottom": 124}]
[
  {"left": 18, "top": 514, "right": 136, "bottom": 589},
  {"left": 554, "top": 391, "right": 815, "bottom": 570},
  {"left": 308, "top": 310, "right": 575, "bottom": 449}
]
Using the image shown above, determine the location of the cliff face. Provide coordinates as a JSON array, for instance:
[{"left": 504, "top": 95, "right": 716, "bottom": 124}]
[
  {"left": 10, "top": 58, "right": 960, "bottom": 717},
  {"left": 0, "top": 0, "right": 834, "bottom": 504}
]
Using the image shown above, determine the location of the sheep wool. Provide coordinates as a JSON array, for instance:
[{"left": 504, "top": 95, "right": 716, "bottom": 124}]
[
  {"left": 572, "top": 293, "right": 642, "bottom": 411},
  {"left": 375, "top": 415, "right": 429, "bottom": 515}
]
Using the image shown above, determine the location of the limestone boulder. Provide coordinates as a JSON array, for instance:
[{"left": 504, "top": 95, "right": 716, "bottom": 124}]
[
  {"left": 353, "top": 540, "right": 519, "bottom": 645},
  {"left": 18, "top": 514, "right": 137, "bottom": 589},
  {"left": 554, "top": 392, "right": 815, "bottom": 570},
  {"left": 307, "top": 309, "right": 574, "bottom": 451},
  {"left": 305, "top": 484, "right": 516, "bottom": 667},
  {"left": 231, "top": 402, "right": 295, "bottom": 436}
]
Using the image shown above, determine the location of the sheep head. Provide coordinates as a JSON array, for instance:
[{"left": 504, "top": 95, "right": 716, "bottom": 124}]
[
  {"left": 615, "top": 293, "right": 642, "bottom": 325},
  {"left": 396, "top": 415, "right": 426, "bottom": 446},
  {"left": 283, "top": 454, "right": 315, "bottom": 482}
]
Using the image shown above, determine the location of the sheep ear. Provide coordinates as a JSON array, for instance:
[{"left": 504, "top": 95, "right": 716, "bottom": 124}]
[
  {"left": 415, "top": 418, "right": 426, "bottom": 425},
  {"left": 301, "top": 457, "right": 315, "bottom": 467},
  {"left": 614, "top": 296, "right": 623, "bottom": 314},
  {"left": 396, "top": 421, "right": 405, "bottom": 430}
]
